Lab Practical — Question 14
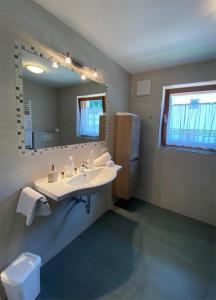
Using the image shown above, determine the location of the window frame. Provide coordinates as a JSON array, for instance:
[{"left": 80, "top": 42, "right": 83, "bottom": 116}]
[
  {"left": 77, "top": 95, "right": 106, "bottom": 138},
  {"left": 78, "top": 95, "right": 106, "bottom": 114},
  {"left": 159, "top": 82, "right": 216, "bottom": 154}
]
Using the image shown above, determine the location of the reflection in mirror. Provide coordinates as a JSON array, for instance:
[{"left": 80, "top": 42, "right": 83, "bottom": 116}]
[{"left": 21, "top": 49, "right": 107, "bottom": 150}]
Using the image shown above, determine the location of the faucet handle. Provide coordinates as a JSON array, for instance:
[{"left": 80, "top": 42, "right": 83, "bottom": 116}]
[{"left": 81, "top": 160, "right": 88, "bottom": 167}]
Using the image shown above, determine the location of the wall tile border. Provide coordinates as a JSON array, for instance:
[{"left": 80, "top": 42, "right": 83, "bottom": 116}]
[{"left": 14, "top": 41, "right": 108, "bottom": 156}]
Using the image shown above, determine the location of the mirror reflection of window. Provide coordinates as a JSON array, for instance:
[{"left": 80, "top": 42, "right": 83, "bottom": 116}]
[{"left": 77, "top": 95, "right": 106, "bottom": 138}]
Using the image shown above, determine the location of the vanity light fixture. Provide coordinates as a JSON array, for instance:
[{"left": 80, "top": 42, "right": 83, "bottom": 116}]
[
  {"left": 58, "top": 51, "right": 99, "bottom": 80},
  {"left": 25, "top": 65, "right": 45, "bottom": 74},
  {"left": 72, "top": 57, "right": 84, "bottom": 69},
  {"left": 93, "top": 69, "right": 98, "bottom": 78},
  {"left": 65, "top": 52, "right": 71, "bottom": 64},
  {"left": 50, "top": 56, "right": 58, "bottom": 68}
]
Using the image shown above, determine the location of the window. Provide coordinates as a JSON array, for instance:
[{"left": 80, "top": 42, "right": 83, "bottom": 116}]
[
  {"left": 160, "top": 83, "right": 216, "bottom": 153},
  {"left": 77, "top": 95, "right": 106, "bottom": 138}
]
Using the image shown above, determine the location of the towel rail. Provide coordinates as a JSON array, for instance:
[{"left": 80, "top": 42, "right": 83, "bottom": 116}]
[{"left": 70, "top": 195, "right": 91, "bottom": 214}]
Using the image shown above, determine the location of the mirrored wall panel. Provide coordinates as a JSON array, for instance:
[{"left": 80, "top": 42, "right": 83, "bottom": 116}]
[{"left": 21, "top": 49, "right": 107, "bottom": 150}]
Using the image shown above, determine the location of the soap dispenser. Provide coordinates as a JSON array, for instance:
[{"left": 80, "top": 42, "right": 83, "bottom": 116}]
[
  {"left": 48, "top": 165, "right": 58, "bottom": 183},
  {"left": 65, "top": 156, "right": 74, "bottom": 177},
  {"left": 88, "top": 150, "right": 94, "bottom": 169}
]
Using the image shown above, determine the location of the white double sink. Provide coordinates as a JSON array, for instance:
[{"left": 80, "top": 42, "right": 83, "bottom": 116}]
[{"left": 34, "top": 165, "right": 122, "bottom": 201}]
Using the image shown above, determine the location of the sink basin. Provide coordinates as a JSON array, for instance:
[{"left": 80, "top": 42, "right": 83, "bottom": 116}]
[{"left": 34, "top": 165, "right": 122, "bottom": 201}]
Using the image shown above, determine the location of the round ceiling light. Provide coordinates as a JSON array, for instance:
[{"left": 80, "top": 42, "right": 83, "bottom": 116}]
[{"left": 25, "top": 65, "right": 45, "bottom": 74}]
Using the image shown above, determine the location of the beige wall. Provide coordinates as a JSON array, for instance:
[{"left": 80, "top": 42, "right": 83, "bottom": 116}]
[
  {"left": 131, "top": 60, "right": 216, "bottom": 226},
  {"left": 58, "top": 81, "right": 106, "bottom": 145},
  {"left": 0, "top": 0, "right": 130, "bottom": 291}
]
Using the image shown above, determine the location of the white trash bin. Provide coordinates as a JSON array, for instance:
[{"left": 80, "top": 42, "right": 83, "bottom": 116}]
[{"left": 0, "top": 252, "right": 41, "bottom": 300}]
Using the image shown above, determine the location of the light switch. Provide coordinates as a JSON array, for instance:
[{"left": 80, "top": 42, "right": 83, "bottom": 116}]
[{"left": 136, "top": 79, "right": 151, "bottom": 96}]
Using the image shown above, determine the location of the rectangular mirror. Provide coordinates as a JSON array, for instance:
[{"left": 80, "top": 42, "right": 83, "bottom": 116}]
[{"left": 20, "top": 48, "right": 107, "bottom": 150}]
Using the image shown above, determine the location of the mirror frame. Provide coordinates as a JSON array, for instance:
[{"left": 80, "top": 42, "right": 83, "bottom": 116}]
[{"left": 14, "top": 41, "right": 108, "bottom": 156}]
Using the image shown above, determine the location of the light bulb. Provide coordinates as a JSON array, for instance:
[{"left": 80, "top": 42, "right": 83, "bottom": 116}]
[
  {"left": 81, "top": 74, "right": 86, "bottom": 80},
  {"left": 65, "top": 52, "right": 71, "bottom": 64},
  {"left": 52, "top": 61, "right": 58, "bottom": 68},
  {"left": 93, "top": 69, "right": 98, "bottom": 78}
]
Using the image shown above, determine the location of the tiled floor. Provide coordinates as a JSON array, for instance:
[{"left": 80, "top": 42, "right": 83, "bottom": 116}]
[{"left": 38, "top": 199, "right": 215, "bottom": 300}]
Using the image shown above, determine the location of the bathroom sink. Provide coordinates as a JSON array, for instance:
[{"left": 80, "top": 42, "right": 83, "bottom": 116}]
[{"left": 34, "top": 165, "right": 122, "bottom": 201}]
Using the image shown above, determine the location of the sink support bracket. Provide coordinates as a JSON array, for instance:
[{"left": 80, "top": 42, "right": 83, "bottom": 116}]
[{"left": 70, "top": 194, "right": 91, "bottom": 214}]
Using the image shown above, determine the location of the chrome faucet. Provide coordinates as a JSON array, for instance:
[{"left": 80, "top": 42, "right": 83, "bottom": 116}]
[{"left": 80, "top": 161, "right": 88, "bottom": 173}]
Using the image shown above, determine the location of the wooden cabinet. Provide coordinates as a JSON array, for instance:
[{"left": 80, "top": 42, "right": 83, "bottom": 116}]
[
  {"left": 112, "top": 113, "right": 140, "bottom": 200},
  {"left": 99, "top": 114, "right": 106, "bottom": 141}
]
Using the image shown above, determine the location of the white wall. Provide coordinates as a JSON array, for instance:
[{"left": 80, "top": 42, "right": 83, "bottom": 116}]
[
  {"left": 131, "top": 60, "right": 216, "bottom": 226},
  {"left": 0, "top": 0, "right": 130, "bottom": 294}
]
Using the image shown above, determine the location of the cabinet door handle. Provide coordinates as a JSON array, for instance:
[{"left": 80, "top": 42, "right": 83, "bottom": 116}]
[{"left": 130, "top": 158, "right": 138, "bottom": 162}]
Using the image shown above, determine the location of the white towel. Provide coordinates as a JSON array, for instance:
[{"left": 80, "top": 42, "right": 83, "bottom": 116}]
[
  {"left": 16, "top": 187, "right": 51, "bottom": 226},
  {"left": 94, "top": 152, "right": 111, "bottom": 167},
  {"left": 106, "top": 160, "right": 115, "bottom": 167}
]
